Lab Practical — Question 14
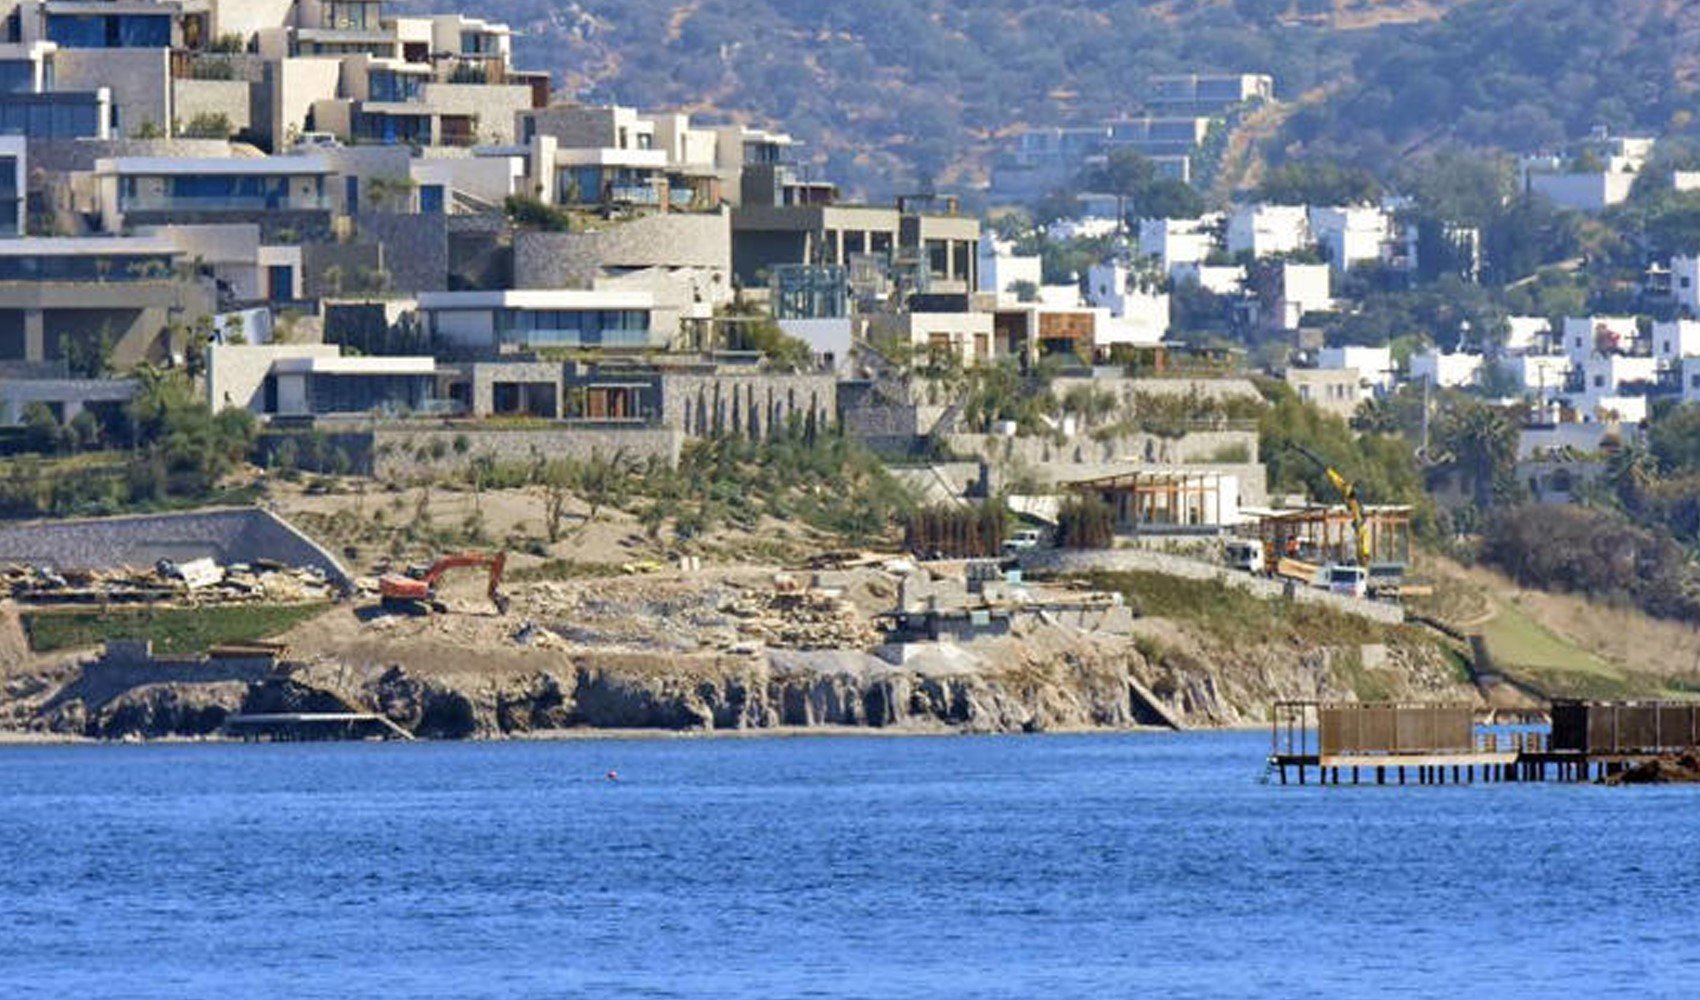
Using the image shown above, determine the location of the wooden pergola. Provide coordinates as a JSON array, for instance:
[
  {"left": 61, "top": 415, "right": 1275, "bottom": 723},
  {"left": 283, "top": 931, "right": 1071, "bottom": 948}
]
[
  {"left": 1070, "top": 470, "right": 1236, "bottom": 532},
  {"left": 1247, "top": 504, "right": 1412, "bottom": 568}
]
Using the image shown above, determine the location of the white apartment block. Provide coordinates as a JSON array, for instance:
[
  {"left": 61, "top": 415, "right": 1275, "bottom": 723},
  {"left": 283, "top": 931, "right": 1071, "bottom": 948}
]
[
  {"left": 1526, "top": 171, "right": 1637, "bottom": 212},
  {"left": 1520, "top": 134, "right": 1653, "bottom": 213},
  {"left": 1585, "top": 395, "right": 1649, "bottom": 424},
  {"left": 872, "top": 310, "right": 995, "bottom": 364},
  {"left": 1496, "top": 354, "right": 1573, "bottom": 399},
  {"left": 1085, "top": 260, "right": 1170, "bottom": 341},
  {"left": 1652, "top": 319, "right": 1700, "bottom": 365},
  {"left": 1171, "top": 263, "right": 1244, "bottom": 295},
  {"left": 1275, "top": 262, "right": 1330, "bottom": 330},
  {"left": 1137, "top": 215, "right": 1219, "bottom": 275},
  {"left": 1307, "top": 206, "right": 1392, "bottom": 275},
  {"left": 1670, "top": 255, "right": 1700, "bottom": 316},
  {"left": 1046, "top": 217, "right": 1121, "bottom": 242},
  {"left": 1226, "top": 204, "right": 1309, "bottom": 259},
  {"left": 977, "top": 234, "right": 1041, "bottom": 299},
  {"left": 1318, "top": 345, "right": 1393, "bottom": 396},
  {"left": 1285, "top": 367, "right": 1362, "bottom": 420},
  {"left": 1408, "top": 350, "right": 1484, "bottom": 389},
  {"left": 1083, "top": 261, "right": 1168, "bottom": 346},
  {"left": 1503, "top": 316, "right": 1552, "bottom": 354},
  {"left": 1561, "top": 316, "right": 1639, "bottom": 362},
  {"left": 1573, "top": 353, "right": 1658, "bottom": 419}
]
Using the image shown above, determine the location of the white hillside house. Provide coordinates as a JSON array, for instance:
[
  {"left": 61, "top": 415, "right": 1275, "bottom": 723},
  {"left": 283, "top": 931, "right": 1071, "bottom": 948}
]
[
  {"left": 1226, "top": 204, "right": 1310, "bottom": 259},
  {"left": 1137, "top": 215, "right": 1220, "bottom": 275},
  {"left": 1409, "top": 350, "right": 1484, "bottom": 389},
  {"left": 976, "top": 234, "right": 1042, "bottom": 300},
  {"left": 1561, "top": 316, "right": 1639, "bottom": 363},
  {"left": 1318, "top": 345, "right": 1393, "bottom": 397},
  {"left": 1274, "top": 262, "right": 1331, "bottom": 330},
  {"left": 1085, "top": 260, "right": 1168, "bottom": 345},
  {"left": 1308, "top": 206, "right": 1393, "bottom": 275}
]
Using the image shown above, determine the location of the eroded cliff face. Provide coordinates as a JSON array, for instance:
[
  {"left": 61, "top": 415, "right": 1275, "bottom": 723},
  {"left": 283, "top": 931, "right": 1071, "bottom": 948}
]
[
  {"left": 5, "top": 618, "right": 1473, "bottom": 740},
  {"left": 347, "top": 646, "right": 1148, "bottom": 738}
]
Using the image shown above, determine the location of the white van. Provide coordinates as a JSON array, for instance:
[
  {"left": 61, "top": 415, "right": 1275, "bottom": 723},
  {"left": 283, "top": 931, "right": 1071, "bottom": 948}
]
[
  {"left": 1002, "top": 528, "right": 1044, "bottom": 553},
  {"left": 1224, "top": 538, "right": 1263, "bottom": 574},
  {"left": 1326, "top": 564, "right": 1369, "bottom": 599}
]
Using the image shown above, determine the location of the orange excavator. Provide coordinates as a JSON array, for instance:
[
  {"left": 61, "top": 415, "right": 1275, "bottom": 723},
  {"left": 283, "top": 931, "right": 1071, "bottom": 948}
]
[{"left": 378, "top": 551, "right": 510, "bottom": 615}]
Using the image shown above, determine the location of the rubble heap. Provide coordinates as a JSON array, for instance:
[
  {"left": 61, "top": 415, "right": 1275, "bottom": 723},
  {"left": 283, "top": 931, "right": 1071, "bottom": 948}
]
[
  {"left": 4, "top": 558, "right": 335, "bottom": 608},
  {"left": 719, "top": 588, "right": 884, "bottom": 650}
]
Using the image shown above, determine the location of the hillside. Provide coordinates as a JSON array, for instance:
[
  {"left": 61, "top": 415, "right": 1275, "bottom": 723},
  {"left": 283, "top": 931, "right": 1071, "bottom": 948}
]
[
  {"left": 403, "top": 0, "right": 1700, "bottom": 200},
  {"left": 1412, "top": 554, "right": 1700, "bottom": 700},
  {"left": 1281, "top": 0, "right": 1700, "bottom": 167}
]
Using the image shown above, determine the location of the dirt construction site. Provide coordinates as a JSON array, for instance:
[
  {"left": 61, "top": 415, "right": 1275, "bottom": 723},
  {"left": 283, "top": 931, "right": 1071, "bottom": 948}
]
[
  {"left": 299, "top": 563, "right": 899, "bottom": 681},
  {"left": 0, "top": 487, "right": 1574, "bottom": 739}
]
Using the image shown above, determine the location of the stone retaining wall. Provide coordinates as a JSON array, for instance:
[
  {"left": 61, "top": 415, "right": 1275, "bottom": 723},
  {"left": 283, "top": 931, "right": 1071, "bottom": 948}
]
[
  {"left": 371, "top": 426, "right": 684, "bottom": 479},
  {"left": 0, "top": 508, "right": 350, "bottom": 587}
]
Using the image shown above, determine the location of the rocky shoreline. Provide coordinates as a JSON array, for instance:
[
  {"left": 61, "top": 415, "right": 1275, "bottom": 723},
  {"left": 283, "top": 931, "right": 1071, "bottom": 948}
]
[
  {"left": 2, "top": 624, "right": 1468, "bottom": 742},
  {"left": 9, "top": 643, "right": 1168, "bottom": 741},
  {"left": 0, "top": 562, "right": 1475, "bottom": 742}
]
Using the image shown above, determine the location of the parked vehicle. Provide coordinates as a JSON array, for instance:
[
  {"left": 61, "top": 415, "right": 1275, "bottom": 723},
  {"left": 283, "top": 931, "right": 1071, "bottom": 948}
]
[
  {"left": 293, "top": 131, "right": 341, "bottom": 149},
  {"left": 1326, "top": 563, "right": 1369, "bottom": 599},
  {"left": 1223, "top": 538, "right": 1264, "bottom": 574},
  {"left": 1001, "top": 528, "right": 1045, "bottom": 553},
  {"left": 378, "top": 551, "right": 509, "bottom": 615}
]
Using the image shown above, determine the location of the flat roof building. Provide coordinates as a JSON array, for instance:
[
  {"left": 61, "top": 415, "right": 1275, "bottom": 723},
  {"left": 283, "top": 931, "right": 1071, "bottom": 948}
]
[{"left": 416, "top": 289, "right": 659, "bottom": 355}]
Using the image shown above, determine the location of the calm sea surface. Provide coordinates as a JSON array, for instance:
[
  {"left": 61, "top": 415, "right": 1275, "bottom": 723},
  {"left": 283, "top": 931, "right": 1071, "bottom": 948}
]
[{"left": 0, "top": 730, "right": 1694, "bottom": 999}]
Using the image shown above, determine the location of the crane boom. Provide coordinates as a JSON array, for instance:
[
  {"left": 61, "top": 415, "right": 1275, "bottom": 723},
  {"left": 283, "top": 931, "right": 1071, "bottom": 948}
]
[{"left": 1290, "top": 446, "right": 1371, "bottom": 567}]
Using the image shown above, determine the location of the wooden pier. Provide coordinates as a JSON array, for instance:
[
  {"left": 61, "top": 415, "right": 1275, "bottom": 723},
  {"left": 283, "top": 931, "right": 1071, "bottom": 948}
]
[
  {"left": 224, "top": 712, "right": 414, "bottom": 742},
  {"left": 1268, "top": 700, "right": 1700, "bottom": 785}
]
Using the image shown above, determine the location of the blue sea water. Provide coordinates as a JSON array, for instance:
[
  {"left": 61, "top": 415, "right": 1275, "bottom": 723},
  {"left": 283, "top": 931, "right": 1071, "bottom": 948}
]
[{"left": 0, "top": 730, "right": 1694, "bottom": 999}]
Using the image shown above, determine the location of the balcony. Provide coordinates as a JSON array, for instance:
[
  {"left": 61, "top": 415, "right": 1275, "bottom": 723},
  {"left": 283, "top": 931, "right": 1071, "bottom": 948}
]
[
  {"left": 119, "top": 194, "right": 331, "bottom": 213},
  {"left": 608, "top": 184, "right": 662, "bottom": 206},
  {"left": 502, "top": 328, "right": 655, "bottom": 350}
]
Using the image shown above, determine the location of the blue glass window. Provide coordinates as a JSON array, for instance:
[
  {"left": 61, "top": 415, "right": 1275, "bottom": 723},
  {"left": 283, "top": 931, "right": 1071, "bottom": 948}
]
[
  {"left": 368, "top": 71, "right": 421, "bottom": 103},
  {"left": 0, "top": 61, "right": 33, "bottom": 94},
  {"left": 118, "top": 15, "right": 171, "bottom": 47},
  {"left": 496, "top": 308, "right": 651, "bottom": 347},
  {"left": 47, "top": 14, "right": 171, "bottom": 48},
  {"left": 0, "top": 94, "right": 101, "bottom": 138}
]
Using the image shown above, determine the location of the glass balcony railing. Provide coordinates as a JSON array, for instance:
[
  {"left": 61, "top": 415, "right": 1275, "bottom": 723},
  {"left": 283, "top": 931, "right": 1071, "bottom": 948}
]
[
  {"left": 119, "top": 194, "right": 332, "bottom": 212},
  {"left": 504, "top": 329, "right": 655, "bottom": 349},
  {"left": 608, "top": 185, "right": 662, "bottom": 205}
]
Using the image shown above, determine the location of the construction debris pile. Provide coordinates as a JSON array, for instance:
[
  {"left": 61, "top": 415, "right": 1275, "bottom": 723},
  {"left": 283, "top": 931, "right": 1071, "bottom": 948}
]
[
  {"left": 5, "top": 558, "right": 335, "bottom": 608},
  {"left": 718, "top": 587, "right": 884, "bottom": 651}
]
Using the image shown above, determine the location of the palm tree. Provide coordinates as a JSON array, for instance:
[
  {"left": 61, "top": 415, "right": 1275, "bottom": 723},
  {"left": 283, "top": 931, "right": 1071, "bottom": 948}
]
[
  {"left": 1439, "top": 402, "right": 1519, "bottom": 509},
  {"left": 1603, "top": 439, "right": 1658, "bottom": 515}
]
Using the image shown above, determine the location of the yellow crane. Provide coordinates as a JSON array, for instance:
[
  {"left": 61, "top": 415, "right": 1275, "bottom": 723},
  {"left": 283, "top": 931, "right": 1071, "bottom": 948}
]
[{"left": 1292, "top": 445, "right": 1371, "bottom": 567}]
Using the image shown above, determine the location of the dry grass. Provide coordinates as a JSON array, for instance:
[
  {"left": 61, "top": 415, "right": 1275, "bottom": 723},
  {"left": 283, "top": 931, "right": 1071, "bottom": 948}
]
[{"left": 1418, "top": 554, "right": 1700, "bottom": 698}]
